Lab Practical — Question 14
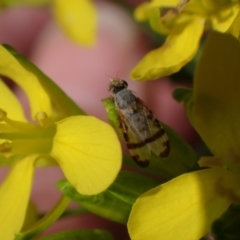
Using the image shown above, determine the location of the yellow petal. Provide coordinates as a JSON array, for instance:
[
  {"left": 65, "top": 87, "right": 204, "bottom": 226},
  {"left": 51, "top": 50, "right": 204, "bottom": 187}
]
[
  {"left": 6, "top": 46, "right": 85, "bottom": 117},
  {"left": 135, "top": 0, "right": 185, "bottom": 30},
  {"left": 51, "top": 116, "right": 122, "bottom": 195},
  {"left": 0, "top": 79, "right": 26, "bottom": 122},
  {"left": 149, "top": 8, "right": 171, "bottom": 35},
  {"left": 134, "top": 2, "right": 152, "bottom": 22},
  {"left": 21, "top": 201, "right": 38, "bottom": 231},
  {"left": 0, "top": 45, "right": 52, "bottom": 120},
  {"left": 131, "top": 14, "right": 205, "bottom": 80},
  {"left": 135, "top": 0, "right": 180, "bottom": 20},
  {"left": 149, "top": 0, "right": 180, "bottom": 8},
  {"left": 52, "top": 0, "right": 97, "bottom": 46},
  {"left": 128, "top": 169, "right": 231, "bottom": 240},
  {"left": 0, "top": 156, "right": 35, "bottom": 240},
  {"left": 227, "top": 8, "right": 240, "bottom": 38},
  {"left": 193, "top": 32, "right": 240, "bottom": 167},
  {"left": 210, "top": 4, "right": 240, "bottom": 32}
]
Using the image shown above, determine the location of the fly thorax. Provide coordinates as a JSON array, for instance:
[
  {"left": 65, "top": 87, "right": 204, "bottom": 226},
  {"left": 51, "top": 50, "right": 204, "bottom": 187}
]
[{"left": 115, "top": 89, "right": 136, "bottom": 109}]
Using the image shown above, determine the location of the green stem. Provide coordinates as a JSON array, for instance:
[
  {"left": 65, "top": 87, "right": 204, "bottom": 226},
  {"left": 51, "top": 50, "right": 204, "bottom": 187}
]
[{"left": 15, "top": 196, "right": 70, "bottom": 240}]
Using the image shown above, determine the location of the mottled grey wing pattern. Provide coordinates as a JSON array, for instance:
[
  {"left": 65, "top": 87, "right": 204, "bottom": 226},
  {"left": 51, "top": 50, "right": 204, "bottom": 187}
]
[
  {"left": 137, "top": 99, "right": 170, "bottom": 158},
  {"left": 116, "top": 96, "right": 170, "bottom": 167},
  {"left": 107, "top": 78, "right": 170, "bottom": 168},
  {"left": 116, "top": 106, "right": 151, "bottom": 167}
]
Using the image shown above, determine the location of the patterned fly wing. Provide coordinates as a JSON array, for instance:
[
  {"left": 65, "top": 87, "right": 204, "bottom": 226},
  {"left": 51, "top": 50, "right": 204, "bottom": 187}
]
[{"left": 108, "top": 78, "right": 170, "bottom": 167}]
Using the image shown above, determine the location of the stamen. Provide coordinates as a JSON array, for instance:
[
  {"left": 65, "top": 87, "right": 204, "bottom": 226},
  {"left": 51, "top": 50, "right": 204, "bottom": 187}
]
[{"left": 36, "top": 112, "right": 50, "bottom": 128}]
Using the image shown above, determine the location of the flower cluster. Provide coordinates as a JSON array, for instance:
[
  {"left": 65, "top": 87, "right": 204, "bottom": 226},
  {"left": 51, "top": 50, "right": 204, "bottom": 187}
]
[
  {"left": 0, "top": 45, "right": 121, "bottom": 239},
  {"left": 131, "top": 0, "right": 240, "bottom": 80},
  {"left": 128, "top": 31, "right": 240, "bottom": 240}
]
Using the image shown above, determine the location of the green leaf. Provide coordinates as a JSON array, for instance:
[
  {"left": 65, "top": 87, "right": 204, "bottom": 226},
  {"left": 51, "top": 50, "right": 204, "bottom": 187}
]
[
  {"left": 173, "top": 87, "right": 196, "bottom": 129},
  {"left": 102, "top": 98, "right": 197, "bottom": 179},
  {"left": 212, "top": 204, "right": 240, "bottom": 240},
  {"left": 3, "top": 45, "right": 85, "bottom": 117},
  {"left": 173, "top": 87, "right": 193, "bottom": 104},
  {"left": 57, "top": 171, "right": 161, "bottom": 224},
  {"left": 101, "top": 98, "right": 119, "bottom": 132},
  {"left": 39, "top": 229, "right": 113, "bottom": 240}
]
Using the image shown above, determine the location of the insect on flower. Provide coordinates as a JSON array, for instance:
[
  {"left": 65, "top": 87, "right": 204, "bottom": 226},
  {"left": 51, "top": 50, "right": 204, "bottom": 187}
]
[{"left": 108, "top": 78, "right": 170, "bottom": 167}]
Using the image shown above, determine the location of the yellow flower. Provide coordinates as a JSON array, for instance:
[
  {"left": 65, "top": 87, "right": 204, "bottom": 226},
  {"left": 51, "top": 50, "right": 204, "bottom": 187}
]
[
  {"left": 128, "top": 32, "right": 240, "bottom": 239},
  {"left": 52, "top": 0, "right": 97, "bottom": 46},
  {"left": 0, "top": 45, "right": 121, "bottom": 240},
  {"left": 131, "top": 0, "right": 240, "bottom": 80}
]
